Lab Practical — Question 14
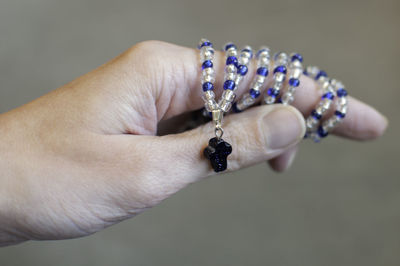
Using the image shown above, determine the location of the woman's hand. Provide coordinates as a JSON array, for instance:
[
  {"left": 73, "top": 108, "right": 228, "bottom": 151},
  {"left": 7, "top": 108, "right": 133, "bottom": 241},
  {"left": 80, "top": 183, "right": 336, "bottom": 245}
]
[{"left": 0, "top": 41, "right": 387, "bottom": 246}]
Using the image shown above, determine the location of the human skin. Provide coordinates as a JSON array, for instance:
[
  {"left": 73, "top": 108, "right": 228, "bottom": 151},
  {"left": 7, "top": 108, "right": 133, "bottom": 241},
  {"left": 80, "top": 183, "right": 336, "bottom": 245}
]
[{"left": 0, "top": 41, "right": 388, "bottom": 246}]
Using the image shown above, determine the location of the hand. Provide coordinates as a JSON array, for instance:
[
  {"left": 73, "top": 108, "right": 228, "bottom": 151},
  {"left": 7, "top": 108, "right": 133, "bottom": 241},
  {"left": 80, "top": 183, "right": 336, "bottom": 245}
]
[{"left": 0, "top": 41, "right": 387, "bottom": 246}]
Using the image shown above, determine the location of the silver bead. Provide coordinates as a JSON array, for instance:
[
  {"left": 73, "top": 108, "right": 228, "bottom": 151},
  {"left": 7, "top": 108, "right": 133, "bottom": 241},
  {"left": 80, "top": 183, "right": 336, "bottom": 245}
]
[
  {"left": 222, "top": 90, "right": 236, "bottom": 102},
  {"left": 256, "top": 75, "right": 266, "bottom": 84},
  {"left": 275, "top": 72, "right": 285, "bottom": 83},
  {"left": 282, "top": 93, "right": 294, "bottom": 105},
  {"left": 226, "top": 64, "right": 236, "bottom": 73},
  {"left": 260, "top": 57, "right": 270, "bottom": 66},
  {"left": 307, "top": 66, "right": 319, "bottom": 77},
  {"left": 243, "top": 94, "right": 255, "bottom": 105},
  {"left": 205, "top": 99, "right": 218, "bottom": 112},
  {"left": 235, "top": 75, "right": 243, "bottom": 86},
  {"left": 218, "top": 99, "right": 232, "bottom": 112},
  {"left": 264, "top": 95, "right": 275, "bottom": 105},
  {"left": 288, "top": 86, "right": 296, "bottom": 93},
  {"left": 203, "top": 67, "right": 214, "bottom": 76},
  {"left": 225, "top": 73, "right": 236, "bottom": 81},
  {"left": 291, "top": 67, "right": 303, "bottom": 78},
  {"left": 202, "top": 90, "right": 215, "bottom": 101},
  {"left": 290, "top": 60, "right": 302, "bottom": 69},
  {"left": 306, "top": 116, "right": 317, "bottom": 129},
  {"left": 321, "top": 98, "right": 332, "bottom": 110},
  {"left": 227, "top": 49, "right": 238, "bottom": 57},
  {"left": 338, "top": 97, "right": 348, "bottom": 106},
  {"left": 338, "top": 105, "right": 348, "bottom": 113},
  {"left": 202, "top": 75, "right": 215, "bottom": 83}
]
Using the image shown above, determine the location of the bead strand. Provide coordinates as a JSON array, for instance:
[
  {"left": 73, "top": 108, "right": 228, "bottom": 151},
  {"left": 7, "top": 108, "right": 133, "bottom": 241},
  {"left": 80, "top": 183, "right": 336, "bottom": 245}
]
[
  {"left": 264, "top": 52, "right": 289, "bottom": 104},
  {"left": 217, "top": 42, "right": 239, "bottom": 113},
  {"left": 304, "top": 66, "right": 335, "bottom": 141},
  {"left": 199, "top": 39, "right": 218, "bottom": 113},
  {"left": 280, "top": 53, "right": 303, "bottom": 105},
  {"left": 313, "top": 79, "right": 348, "bottom": 141},
  {"left": 232, "top": 46, "right": 271, "bottom": 112}
]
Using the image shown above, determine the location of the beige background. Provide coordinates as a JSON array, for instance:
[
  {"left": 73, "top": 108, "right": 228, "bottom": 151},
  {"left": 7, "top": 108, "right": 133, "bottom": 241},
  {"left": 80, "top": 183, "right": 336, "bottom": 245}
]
[{"left": 0, "top": 0, "right": 399, "bottom": 265}]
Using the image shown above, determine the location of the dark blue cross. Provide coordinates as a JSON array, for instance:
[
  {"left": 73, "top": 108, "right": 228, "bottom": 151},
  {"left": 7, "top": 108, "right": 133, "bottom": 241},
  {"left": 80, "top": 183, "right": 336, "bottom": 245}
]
[{"left": 204, "top": 137, "right": 232, "bottom": 172}]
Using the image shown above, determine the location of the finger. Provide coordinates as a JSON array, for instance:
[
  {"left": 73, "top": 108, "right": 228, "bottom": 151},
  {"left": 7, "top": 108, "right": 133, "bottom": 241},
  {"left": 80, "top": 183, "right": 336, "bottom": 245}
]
[
  {"left": 120, "top": 105, "right": 305, "bottom": 195},
  {"left": 268, "top": 145, "right": 298, "bottom": 172},
  {"left": 292, "top": 76, "right": 388, "bottom": 140},
  {"left": 128, "top": 41, "right": 387, "bottom": 141}
]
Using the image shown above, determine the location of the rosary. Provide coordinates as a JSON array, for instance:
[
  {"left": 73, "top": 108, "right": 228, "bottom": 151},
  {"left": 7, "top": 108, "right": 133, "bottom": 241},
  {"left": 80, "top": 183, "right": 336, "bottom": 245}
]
[{"left": 198, "top": 39, "right": 348, "bottom": 172}]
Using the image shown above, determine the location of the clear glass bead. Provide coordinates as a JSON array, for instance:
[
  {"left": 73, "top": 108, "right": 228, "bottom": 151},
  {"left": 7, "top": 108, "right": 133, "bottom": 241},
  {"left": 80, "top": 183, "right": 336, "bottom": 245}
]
[
  {"left": 291, "top": 67, "right": 303, "bottom": 78},
  {"left": 242, "top": 94, "right": 255, "bottom": 105},
  {"left": 264, "top": 95, "right": 275, "bottom": 105},
  {"left": 202, "top": 75, "right": 215, "bottom": 83},
  {"left": 307, "top": 66, "right": 319, "bottom": 78},
  {"left": 202, "top": 90, "right": 215, "bottom": 102},
  {"left": 222, "top": 90, "right": 235, "bottom": 102},
  {"left": 338, "top": 97, "right": 348, "bottom": 106},
  {"left": 282, "top": 93, "right": 294, "bottom": 104},
  {"left": 275, "top": 72, "right": 285, "bottom": 83},
  {"left": 227, "top": 49, "right": 238, "bottom": 57},
  {"left": 225, "top": 73, "right": 236, "bottom": 81},
  {"left": 321, "top": 98, "right": 332, "bottom": 110},
  {"left": 226, "top": 64, "right": 236, "bottom": 73},
  {"left": 203, "top": 67, "right": 214, "bottom": 76},
  {"left": 205, "top": 99, "right": 218, "bottom": 112},
  {"left": 256, "top": 75, "right": 265, "bottom": 84}
]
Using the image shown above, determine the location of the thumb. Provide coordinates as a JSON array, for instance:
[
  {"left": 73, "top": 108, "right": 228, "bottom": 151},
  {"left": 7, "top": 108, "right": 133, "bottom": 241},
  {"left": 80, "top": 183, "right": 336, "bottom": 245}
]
[{"left": 150, "top": 104, "right": 305, "bottom": 185}]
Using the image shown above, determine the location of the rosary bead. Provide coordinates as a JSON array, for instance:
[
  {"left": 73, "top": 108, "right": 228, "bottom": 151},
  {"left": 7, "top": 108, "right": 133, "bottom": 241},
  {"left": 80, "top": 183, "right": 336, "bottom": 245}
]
[
  {"left": 289, "top": 78, "right": 300, "bottom": 87},
  {"left": 202, "top": 82, "right": 214, "bottom": 91},
  {"left": 237, "top": 65, "right": 248, "bottom": 76},
  {"left": 291, "top": 53, "right": 303, "bottom": 62},
  {"left": 337, "top": 88, "right": 348, "bottom": 97},
  {"left": 249, "top": 88, "right": 261, "bottom": 98},
  {"left": 226, "top": 56, "right": 238, "bottom": 66},
  {"left": 315, "top": 70, "right": 328, "bottom": 80},
  {"left": 223, "top": 79, "right": 235, "bottom": 90},
  {"left": 274, "top": 65, "right": 287, "bottom": 74},
  {"left": 202, "top": 60, "right": 213, "bottom": 69},
  {"left": 257, "top": 67, "right": 268, "bottom": 76}
]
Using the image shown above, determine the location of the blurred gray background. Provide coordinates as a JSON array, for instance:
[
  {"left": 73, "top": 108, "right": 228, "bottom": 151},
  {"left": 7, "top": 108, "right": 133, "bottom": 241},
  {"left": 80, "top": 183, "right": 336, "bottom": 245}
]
[{"left": 0, "top": 0, "right": 399, "bottom": 265}]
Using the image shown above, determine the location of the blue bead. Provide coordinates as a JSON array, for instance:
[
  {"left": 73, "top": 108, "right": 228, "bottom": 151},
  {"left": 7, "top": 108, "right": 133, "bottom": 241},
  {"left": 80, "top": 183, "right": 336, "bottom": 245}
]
[
  {"left": 291, "top": 53, "right": 303, "bottom": 62},
  {"left": 202, "top": 82, "right": 214, "bottom": 91},
  {"left": 303, "top": 70, "right": 309, "bottom": 76},
  {"left": 237, "top": 65, "right": 248, "bottom": 76},
  {"left": 317, "top": 126, "right": 329, "bottom": 138},
  {"left": 336, "top": 88, "right": 348, "bottom": 97},
  {"left": 256, "top": 48, "right": 268, "bottom": 58},
  {"left": 224, "top": 43, "right": 236, "bottom": 51},
  {"left": 223, "top": 80, "right": 235, "bottom": 90},
  {"left": 232, "top": 102, "right": 242, "bottom": 113},
  {"left": 226, "top": 56, "right": 238, "bottom": 66},
  {"left": 289, "top": 78, "right": 300, "bottom": 87},
  {"left": 267, "top": 88, "right": 279, "bottom": 97},
  {"left": 322, "top": 92, "right": 335, "bottom": 100},
  {"left": 311, "top": 110, "right": 322, "bottom": 120},
  {"left": 277, "top": 98, "right": 283, "bottom": 103},
  {"left": 315, "top": 70, "right": 328, "bottom": 80},
  {"left": 335, "top": 110, "right": 346, "bottom": 118},
  {"left": 274, "top": 65, "right": 287, "bottom": 74},
  {"left": 249, "top": 89, "right": 260, "bottom": 98},
  {"left": 202, "top": 60, "right": 213, "bottom": 69},
  {"left": 241, "top": 48, "right": 253, "bottom": 59},
  {"left": 257, "top": 67, "right": 269, "bottom": 76},
  {"left": 199, "top": 41, "right": 213, "bottom": 49}
]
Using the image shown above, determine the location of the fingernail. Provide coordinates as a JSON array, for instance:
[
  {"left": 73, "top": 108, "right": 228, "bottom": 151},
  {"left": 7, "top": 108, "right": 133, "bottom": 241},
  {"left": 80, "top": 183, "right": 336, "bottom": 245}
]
[{"left": 262, "top": 107, "right": 305, "bottom": 150}]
